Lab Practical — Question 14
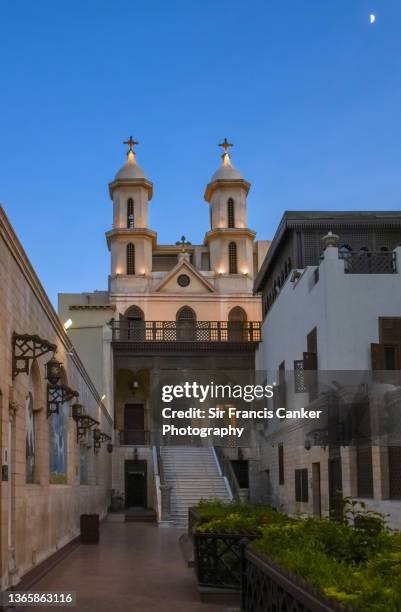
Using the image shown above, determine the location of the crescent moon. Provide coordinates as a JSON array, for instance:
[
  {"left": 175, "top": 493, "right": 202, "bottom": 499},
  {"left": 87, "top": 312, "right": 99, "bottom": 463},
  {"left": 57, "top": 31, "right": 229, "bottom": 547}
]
[{"left": 369, "top": 14, "right": 376, "bottom": 24}]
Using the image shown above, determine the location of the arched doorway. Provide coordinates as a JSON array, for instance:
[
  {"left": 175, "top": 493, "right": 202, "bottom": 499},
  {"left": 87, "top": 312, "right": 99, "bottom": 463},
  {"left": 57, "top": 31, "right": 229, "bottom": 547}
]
[
  {"left": 176, "top": 306, "right": 196, "bottom": 341},
  {"left": 124, "top": 305, "right": 145, "bottom": 340},
  {"left": 228, "top": 307, "right": 247, "bottom": 341}
]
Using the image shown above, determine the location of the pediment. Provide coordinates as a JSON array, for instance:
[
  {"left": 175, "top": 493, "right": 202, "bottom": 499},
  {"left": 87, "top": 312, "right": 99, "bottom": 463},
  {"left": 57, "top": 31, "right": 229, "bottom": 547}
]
[{"left": 154, "top": 259, "right": 215, "bottom": 293}]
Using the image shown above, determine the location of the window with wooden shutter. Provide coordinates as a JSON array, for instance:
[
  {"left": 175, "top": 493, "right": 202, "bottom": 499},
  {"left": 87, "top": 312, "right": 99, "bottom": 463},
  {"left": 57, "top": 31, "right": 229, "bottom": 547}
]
[
  {"left": 227, "top": 198, "right": 235, "bottom": 228},
  {"left": 295, "top": 468, "right": 308, "bottom": 502},
  {"left": 228, "top": 242, "right": 238, "bottom": 274},
  {"left": 356, "top": 445, "right": 373, "bottom": 498},
  {"left": 388, "top": 446, "right": 401, "bottom": 499},
  {"left": 371, "top": 343, "right": 385, "bottom": 370},
  {"left": 127, "top": 198, "right": 134, "bottom": 228},
  {"left": 278, "top": 443, "right": 284, "bottom": 485},
  {"left": 274, "top": 361, "right": 286, "bottom": 408},
  {"left": 380, "top": 317, "right": 401, "bottom": 344},
  {"left": 126, "top": 243, "right": 135, "bottom": 275}
]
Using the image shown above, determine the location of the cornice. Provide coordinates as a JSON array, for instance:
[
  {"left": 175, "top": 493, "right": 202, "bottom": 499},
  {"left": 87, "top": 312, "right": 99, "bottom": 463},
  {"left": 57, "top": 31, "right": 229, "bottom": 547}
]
[
  {"left": 204, "top": 227, "right": 256, "bottom": 245},
  {"left": 108, "top": 177, "right": 153, "bottom": 200},
  {"left": 204, "top": 178, "right": 251, "bottom": 202},
  {"left": 105, "top": 227, "right": 157, "bottom": 249}
]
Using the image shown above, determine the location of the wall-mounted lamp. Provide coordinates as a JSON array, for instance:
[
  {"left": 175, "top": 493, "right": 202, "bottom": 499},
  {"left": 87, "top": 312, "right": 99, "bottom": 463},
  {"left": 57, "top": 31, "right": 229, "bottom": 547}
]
[
  {"left": 107, "top": 443, "right": 113, "bottom": 454},
  {"left": 63, "top": 319, "right": 73, "bottom": 330},
  {"left": 45, "top": 356, "right": 63, "bottom": 386},
  {"left": 131, "top": 380, "right": 139, "bottom": 390}
]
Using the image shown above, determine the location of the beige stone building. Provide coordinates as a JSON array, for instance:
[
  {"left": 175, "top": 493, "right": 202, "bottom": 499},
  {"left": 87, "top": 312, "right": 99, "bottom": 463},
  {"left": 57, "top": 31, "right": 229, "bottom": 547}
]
[
  {"left": 0, "top": 206, "right": 112, "bottom": 590},
  {"left": 59, "top": 139, "right": 269, "bottom": 524}
]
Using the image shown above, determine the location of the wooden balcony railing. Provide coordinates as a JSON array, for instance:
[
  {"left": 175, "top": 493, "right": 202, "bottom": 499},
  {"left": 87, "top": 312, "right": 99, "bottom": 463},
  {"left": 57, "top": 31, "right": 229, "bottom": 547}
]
[
  {"left": 111, "top": 320, "right": 261, "bottom": 343},
  {"left": 339, "top": 251, "right": 396, "bottom": 274}
]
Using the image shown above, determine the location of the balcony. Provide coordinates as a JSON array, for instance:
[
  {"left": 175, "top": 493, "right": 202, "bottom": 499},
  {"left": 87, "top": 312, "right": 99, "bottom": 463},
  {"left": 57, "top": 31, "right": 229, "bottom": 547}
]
[
  {"left": 111, "top": 320, "right": 261, "bottom": 351},
  {"left": 339, "top": 251, "right": 396, "bottom": 274}
]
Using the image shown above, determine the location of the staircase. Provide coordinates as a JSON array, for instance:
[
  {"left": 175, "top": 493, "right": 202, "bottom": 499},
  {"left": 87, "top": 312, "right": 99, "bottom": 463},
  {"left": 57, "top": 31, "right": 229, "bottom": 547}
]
[{"left": 161, "top": 447, "right": 232, "bottom": 527}]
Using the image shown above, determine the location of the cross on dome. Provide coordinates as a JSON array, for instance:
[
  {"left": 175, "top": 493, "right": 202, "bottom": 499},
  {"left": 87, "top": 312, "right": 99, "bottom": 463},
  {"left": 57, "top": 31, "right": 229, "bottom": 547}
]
[
  {"left": 123, "top": 136, "right": 139, "bottom": 154},
  {"left": 218, "top": 138, "right": 233, "bottom": 154},
  {"left": 218, "top": 138, "right": 233, "bottom": 165}
]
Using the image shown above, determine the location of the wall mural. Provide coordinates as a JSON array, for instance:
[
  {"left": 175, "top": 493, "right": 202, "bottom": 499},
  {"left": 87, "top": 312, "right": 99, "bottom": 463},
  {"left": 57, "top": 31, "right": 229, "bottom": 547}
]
[
  {"left": 25, "top": 392, "right": 35, "bottom": 483},
  {"left": 49, "top": 403, "right": 68, "bottom": 484}
]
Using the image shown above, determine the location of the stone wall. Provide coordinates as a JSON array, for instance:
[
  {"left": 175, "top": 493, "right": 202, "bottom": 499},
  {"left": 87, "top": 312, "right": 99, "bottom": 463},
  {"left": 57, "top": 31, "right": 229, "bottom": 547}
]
[{"left": 0, "top": 206, "right": 113, "bottom": 589}]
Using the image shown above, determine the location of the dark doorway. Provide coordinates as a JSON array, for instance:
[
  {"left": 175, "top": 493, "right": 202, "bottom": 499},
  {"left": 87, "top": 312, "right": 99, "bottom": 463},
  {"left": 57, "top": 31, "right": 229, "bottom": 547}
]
[
  {"left": 124, "top": 404, "right": 145, "bottom": 444},
  {"left": 328, "top": 457, "right": 343, "bottom": 520},
  {"left": 125, "top": 460, "right": 147, "bottom": 508},
  {"left": 231, "top": 460, "right": 249, "bottom": 488}
]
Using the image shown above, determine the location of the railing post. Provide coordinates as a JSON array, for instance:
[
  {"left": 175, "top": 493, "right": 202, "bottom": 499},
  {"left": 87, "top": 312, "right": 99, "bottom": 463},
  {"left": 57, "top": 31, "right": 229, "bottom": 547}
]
[
  {"left": 160, "top": 484, "right": 171, "bottom": 520},
  {"left": 240, "top": 538, "right": 249, "bottom": 612}
]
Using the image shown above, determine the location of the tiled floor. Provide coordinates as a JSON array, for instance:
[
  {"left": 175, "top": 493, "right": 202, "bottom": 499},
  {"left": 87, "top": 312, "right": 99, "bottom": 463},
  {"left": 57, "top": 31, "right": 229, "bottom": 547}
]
[{"left": 24, "top": 522, "right": 231, "bottom": 611}]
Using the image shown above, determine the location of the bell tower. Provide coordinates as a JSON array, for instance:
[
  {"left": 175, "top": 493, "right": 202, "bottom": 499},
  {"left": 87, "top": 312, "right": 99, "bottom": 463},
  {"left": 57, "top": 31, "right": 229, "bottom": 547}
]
[
  {"left": 106, "top": 137, "right": 156, "bottom": 278},
  {"left": 204, "top": 139, "right": 256, "bottom": 278}
]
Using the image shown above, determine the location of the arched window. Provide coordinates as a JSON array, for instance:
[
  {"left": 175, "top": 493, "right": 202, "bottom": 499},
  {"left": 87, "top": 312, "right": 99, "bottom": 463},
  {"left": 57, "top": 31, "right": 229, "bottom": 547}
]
[
  {"left": 127, "top": 198, "right": 134, "bottom": 228},
  {"left": 26, "top": 360, "right": 41, "bottom": 484},
  {"left": 176, "top": 306, "right": 196, "bottom": 323},
  {"left": 228, "top": 242, "right": 238, "bottom": 274},
  {"left": 124, "top": 305, "right": 144, "bottom": 340},
  {"left": 227, "top": 198, "right": 235, "bottom": 228},
  {"left": 228, "top": 306, "right": 247, "bottom": 322},
  {"left": 125, "top": 305, "right": 144, "bottom": 321},
  {"left": 228, "top": 307, "right": 247, "bottom": 341},
  {"left": 176, "top": 306, "right": 196, "bottom": 341},
  {"left": 127, "top": 243, "right": 135, "bottom": 275}
]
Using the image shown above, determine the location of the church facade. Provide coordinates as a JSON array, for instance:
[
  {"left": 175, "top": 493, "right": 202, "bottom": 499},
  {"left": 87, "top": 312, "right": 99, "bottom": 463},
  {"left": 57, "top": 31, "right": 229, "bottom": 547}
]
[{"left": 58, "top": 139, "right": 269, "bottom": 519}]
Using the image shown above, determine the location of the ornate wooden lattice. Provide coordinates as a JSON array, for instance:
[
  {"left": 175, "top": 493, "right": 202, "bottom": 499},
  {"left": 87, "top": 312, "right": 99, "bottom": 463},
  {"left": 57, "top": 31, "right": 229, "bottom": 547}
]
[
  {"left": 339, "top": 251, "right": 396, "bottom": 274},
  {"left": 111, "top": 320, "right": 261, "bottom": 344},
  {"left": 12, "top": 333, "right": 57, "bottom": 379},
  {"left": 294, "top": 360, "right": 308, "bottom": 393}
]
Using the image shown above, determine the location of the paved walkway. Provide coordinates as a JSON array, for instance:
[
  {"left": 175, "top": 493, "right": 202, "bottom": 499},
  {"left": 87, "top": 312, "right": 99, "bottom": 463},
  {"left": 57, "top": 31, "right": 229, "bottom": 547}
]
[{"left": 24, "top": 523, "right": 232, "bottom": 612}]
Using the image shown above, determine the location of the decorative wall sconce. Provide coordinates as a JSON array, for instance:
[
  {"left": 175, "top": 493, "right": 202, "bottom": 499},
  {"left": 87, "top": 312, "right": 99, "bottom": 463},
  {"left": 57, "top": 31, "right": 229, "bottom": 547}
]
[
  {"left": 131, "top": 380, "right": 139, "bottom": 390},
  {"left": 45, "top": 356, "right": 63, "bottom": 385},
  {"left": 107, "top": 443, "right": 113, "bottom": 454},
  {"left": 93, "top": 428, "right": 111, "bottom": 452},
  {"left": 12, "top": 332, "right": 57, "bottom": 379},
  {"left": 72, "top": 403, "right": 99, "bottom": 442},
  {"left": 45, "top": 356, "right": 79, "bottom": 418}
]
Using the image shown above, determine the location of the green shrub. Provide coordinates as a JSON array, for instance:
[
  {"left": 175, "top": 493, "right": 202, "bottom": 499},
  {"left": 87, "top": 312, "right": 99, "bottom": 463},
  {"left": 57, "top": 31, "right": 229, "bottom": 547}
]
[
  {"left": 194, "top": 499, "right": 289, "bottom": 535},
  {"left": 251, "top": 519, "right": 401, "bottom": 611}
]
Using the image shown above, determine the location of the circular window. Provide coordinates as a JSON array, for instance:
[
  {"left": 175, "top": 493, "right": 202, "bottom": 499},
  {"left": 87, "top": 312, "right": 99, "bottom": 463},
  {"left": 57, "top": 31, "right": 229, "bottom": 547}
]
[{"left": 177, "top": 274, "right": 190, "bottom": 287}]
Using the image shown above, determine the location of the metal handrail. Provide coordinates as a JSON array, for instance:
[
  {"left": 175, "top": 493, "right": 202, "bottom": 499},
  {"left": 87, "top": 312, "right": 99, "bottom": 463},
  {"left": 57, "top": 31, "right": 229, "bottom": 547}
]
[{"left": 214, "top": 446, "right": 241, "bottom": 500}]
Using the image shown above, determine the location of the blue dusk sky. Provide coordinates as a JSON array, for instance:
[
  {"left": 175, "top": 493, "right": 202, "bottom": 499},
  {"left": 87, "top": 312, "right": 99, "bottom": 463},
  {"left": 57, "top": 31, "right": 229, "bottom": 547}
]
[{"left": 1, "top": 1, "right": 401, "bottom": 305}]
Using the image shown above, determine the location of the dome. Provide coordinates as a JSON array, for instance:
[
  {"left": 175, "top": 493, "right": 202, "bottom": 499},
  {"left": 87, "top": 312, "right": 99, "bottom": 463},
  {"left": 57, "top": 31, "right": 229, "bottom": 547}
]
[
  {"left": 210, "top": 150, "right": 244, "bottom": 182},
  {"left": 114, "top": 150, "right": 147, "bottom": 180},
  {"left": 211, "top": 162, "right": 243, "bottom": 182}
]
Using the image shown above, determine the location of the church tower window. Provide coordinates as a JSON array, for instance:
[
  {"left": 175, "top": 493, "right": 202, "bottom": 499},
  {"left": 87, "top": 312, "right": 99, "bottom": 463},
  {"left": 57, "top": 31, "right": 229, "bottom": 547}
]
[
  {"left": 127, "top": 243, "right": 135, "bottom": 275},
  {"left": 127, "top": 198, "right": 134, "bottom": 228},
  {"left": 228, "top": 242, "right": 238, "bottom": 274},
  {"left": 227, "top": 198, "right": 235, "bottom": 228}
]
